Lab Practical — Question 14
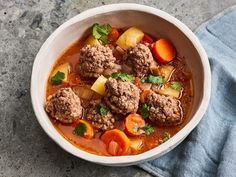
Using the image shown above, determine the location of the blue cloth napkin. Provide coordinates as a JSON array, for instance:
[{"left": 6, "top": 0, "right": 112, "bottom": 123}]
[{"left": 138, "top": 6, "right": 236, "bottom": 177}]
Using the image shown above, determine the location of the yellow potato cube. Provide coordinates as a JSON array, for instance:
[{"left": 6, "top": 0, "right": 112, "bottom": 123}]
[
  {"left": 116, "top": 27, "right": 144, "bottom": 50},
  {"left": 85, "top": 35, "right": 100, "bottom": 46},
  {"left": 91, "top": 75, "right": 107, "bottom": 95},
  {"left": 51, "top": 63, "right": 70, "bottom": 82}
]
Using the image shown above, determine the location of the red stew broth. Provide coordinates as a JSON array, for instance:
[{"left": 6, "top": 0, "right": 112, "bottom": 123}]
[{"left": 46, "top": 37, "right": 194, "bottom": 156}]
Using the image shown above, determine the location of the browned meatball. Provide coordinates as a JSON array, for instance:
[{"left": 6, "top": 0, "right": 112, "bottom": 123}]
[
  {"left": 146, "top": 91, "right": 182, "bottom": 126},
  {"left": 78, "top": 44, "right": 116, "bottom": 78},
  {"left": 104, "top": 78, "right": 140, "bottom": 115},
  {"left": 124, "top": 43, "right": 154, "bottom": 76},
  {"left": 45, "top": 88, "right": 82, "bottom": 123},
  {"left": 86, "top": 100, "right": 115, "bottom": 131}
]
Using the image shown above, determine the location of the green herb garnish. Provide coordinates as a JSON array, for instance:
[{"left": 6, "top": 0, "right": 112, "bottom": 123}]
[
  {"left": 74, "top": 123, "right": 87, "bottom": 137},
  {"left": 147, "top": 75, "right": 165, "bottom": 84},
  {"left": 133, "top": 127, "right": 139, "bottom": 133},
  {"left": 51, "top": 71, "right": 65, "bottom": 85},
  {"left": 111, "top": 72, "right": 135, "bottom": 82},
  {"left": 160, "top": 132, "right": 171, "bottom": 143},
  {"left": 140, "top": 103, "right": 150, "bottom": 119},
  {"left": 171, "top": 81, "right": 182, "bottom": 91},
  {"left": 92, "top": 23, "right": 112, "bottom": 44},
  {"left": 143, "top": 124, "right": 155, "bottom": 135},
  {"left": 96, "top": 104, "right": 109, "bottom": 116},
  {"left": 140, "top": 76, "right": 146, "bottom": 83}
]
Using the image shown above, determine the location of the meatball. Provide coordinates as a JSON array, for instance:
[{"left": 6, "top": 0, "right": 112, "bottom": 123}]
[
  {"left": 78, "top": 44, "right": 116, "bottom": 78},
  {"left": 45, "top": 88, "right": 83, "bottom": 123},
  {"left": 104, "top": 78, "right": 140, "bottom": 115},
  {"left": 146, "top": 92, "right": 182, "bottom": 126},
  {"left": 124, "top": 43, "right": 154, "bottom": 76},
  {"left": 86, "top": 100, "right": 115, "bottom": 131}
]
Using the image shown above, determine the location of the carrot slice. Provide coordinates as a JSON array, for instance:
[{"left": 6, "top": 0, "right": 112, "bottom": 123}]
[
  {"left": 108, "top": 28, "right": 120, "bottom": 42},
  {"left": 75, "top": 120, "right": 94, "bottom": 139},
  {"left": 125, "top": 114, "right": 145, "bottom": 136},
  {"left": 152, "top": 38, "right": 176, "bottom": 64},
  {"left": 107, "top": 140, "right": 120, "bottom": 156},
  {"left": 141, "top": 34, "right": 154, "bottom": 43},
  {"left": 140, "top": 90, "right": 152, "bottom": 103},
  {"left": 101, "top": 129, "right": 130, "bottom": 156}
]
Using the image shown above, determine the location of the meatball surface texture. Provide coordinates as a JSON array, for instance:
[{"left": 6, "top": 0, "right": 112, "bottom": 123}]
[
  {"left": 104, "top": 78, "right": 140, "bottom": 115},
  {"left": 45, "top": 88, "right": 83, "bottom": 123},
  {"left": 79, "top": 44, "right": 116, "bottom": 78}
]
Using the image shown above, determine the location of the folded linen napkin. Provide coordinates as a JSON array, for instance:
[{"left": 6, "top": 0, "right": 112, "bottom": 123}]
[{"left": 138, "top": 6, "right": 236, "bottom": 177}]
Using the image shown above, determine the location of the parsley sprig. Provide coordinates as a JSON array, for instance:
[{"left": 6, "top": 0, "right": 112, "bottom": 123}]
[
  {"left": 140, "top": 75, "right": 165, "bottom": 85},
  {"left": 51, "top": 71, "right": 65, "bottom": 85},
  {"left": 147, "top": 75, "right": 165, "bottom": 84},
  {"left": 159, "top": 132, "right": 171, "bottom": 143},
  {"left": 170, "top": 81, "right": 182, "bottom": 91},
  {"left": 132, "top": 124, "right": 154, "bottom": 135},
  {"left": 140, "top": 103, "right": 150, "bottom": 119},
  {"left": 96, "top": 104, "right": 109, "bottom": 116},
  {"left": 143, "top": 124, "right": 155, "bottom": 135},
  {"left": 74, "top": 123, "right": 87, "bottom": 137},
  {"left": 111, "top": 72, "right": 135, "bottom": 82},
  {"left": 92, "top": 23, "right": 112, "bottom": 44}
]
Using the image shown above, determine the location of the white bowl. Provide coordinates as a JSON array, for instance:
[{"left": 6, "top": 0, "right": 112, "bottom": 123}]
[{"left": 31, "top": 3, "right": 211, "bottom": 166}]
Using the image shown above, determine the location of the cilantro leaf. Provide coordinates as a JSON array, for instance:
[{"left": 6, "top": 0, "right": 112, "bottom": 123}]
[
  {"left": 74, "top": 123, "right": 87, "bottom": 137},
  {"left": 140, "top": 76, "right": 146, "bottom": 83},
  {"left": 96, "top": 104, "right": 109, "bottom": 116},
  {"left": 133, "top": 127, "right": 139, "bottom": 133},
  {"left": 147, "top": 75, "right": 165, "bottom": 84},
  {"left": 160, "top": 132, "right": 171, "bottom": 143},
  {"left": 92, "top": 23, "right": 112, "bottom": 44},
  {"left": 171, "top": 81, "right": 182, "bottom": 91},
  {"left": 143, "top": 124, "right": 154, "bottom": 135},
  {"left": 51, "top": 71, "right": 65, "bottom": 85},
  {"left": 140, "top": 103, "right": 150, "bottom": 119},
  {"left": 111, "top": 72, "right": 135, "bottom": 82}
]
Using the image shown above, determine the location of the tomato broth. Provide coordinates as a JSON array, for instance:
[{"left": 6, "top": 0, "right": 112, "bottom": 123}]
[{"left": 46, "top": 26, "right": 193, "bottom": 156}]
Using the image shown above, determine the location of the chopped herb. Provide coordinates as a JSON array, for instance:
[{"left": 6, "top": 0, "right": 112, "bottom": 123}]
[
  {"left": 111, "top": 72, "right": 119, "bottom": 78},
  {"left": 143, "top": 124, "right": 154, "bottom": 135},
  {"left": 92, "top": 23, "right": 112, "bottom": 44},
  {"left": 140, "top": 103, "right": 150, "bottom": 119},
  {"left": 147, "top": 75, "right": 165, "bottom": 84},
  {"left": 74, "top": 123, "right": 87, "bottom": 137},
  {"left": 111, "top": 72, "right": 135, "bottom": 82},
  {"left": 133, "top": 127, "right": 139, "bottom": 133},
  {"left": 51, "top": 71, "right": 65, "bottom": 85},
  {"left": 96, "top": 104, "right": 109, "bottom": 116},
  {"left": 160, "top": 132, "right": 171, "bottom": 143},
  {"left": 140, "top": 76, "right": 146, "bottom": 83},
  {"left": 171, "top": 81, "right": 182, "bottom": 91}
]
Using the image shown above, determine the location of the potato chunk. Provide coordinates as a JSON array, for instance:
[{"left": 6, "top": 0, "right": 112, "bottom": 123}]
[
  {"left": 116, "top": 27, "right": 144, "bottom": 50},
  {"left": 85, "top": 35, "right": 100, "bottom": 46},
  {"left": 91, "top": 75, "right": 107, "bottom": 95},
  {"left": 158, "top": 84, "right": 181, "bottom": 98},
  {"left": 51, "top": 63, "right": 70, "bottom": 82},
  {"left": 151, "top": 65, "right": 174, "bottom": 81}
]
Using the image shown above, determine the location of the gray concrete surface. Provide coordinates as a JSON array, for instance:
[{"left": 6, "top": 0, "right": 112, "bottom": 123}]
[{"left": 0, "top": 0, "right": 235, "bottom": 177}]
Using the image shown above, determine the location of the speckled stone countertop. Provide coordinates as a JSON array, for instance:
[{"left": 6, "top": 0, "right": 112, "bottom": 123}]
[{"left": 0, "top": 0, "right": 235, "bottom": 177}]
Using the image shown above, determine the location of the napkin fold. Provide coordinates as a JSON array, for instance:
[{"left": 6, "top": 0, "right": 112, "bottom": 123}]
[{"left": 138, "top": 6, "right": 236, "bottom": 177}]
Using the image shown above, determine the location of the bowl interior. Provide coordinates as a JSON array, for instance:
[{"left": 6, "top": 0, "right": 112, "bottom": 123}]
[{"left": 32, "top": 7, "right": 206, "bottom": 166}]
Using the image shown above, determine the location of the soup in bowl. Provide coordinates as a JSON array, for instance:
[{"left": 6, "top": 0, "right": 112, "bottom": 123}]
[{"left": 31, "top": 4, "right": 211, "bottom": 166}]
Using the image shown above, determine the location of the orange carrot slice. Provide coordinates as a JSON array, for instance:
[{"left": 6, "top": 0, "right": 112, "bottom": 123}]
[
  {"left": 101, "top": 129, "right": 130, "bottom": 156},
  {"left": 74, "top": 120, "right": 94, "bottom": 139},
  {"left": 152, "top": 38, "right": 176, "bottom": 64},
  {"left": 125, "top": 114, "right": 145, "bottom": 136}
]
